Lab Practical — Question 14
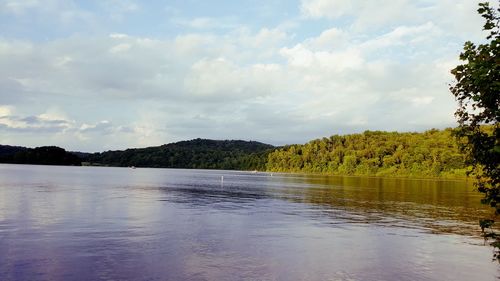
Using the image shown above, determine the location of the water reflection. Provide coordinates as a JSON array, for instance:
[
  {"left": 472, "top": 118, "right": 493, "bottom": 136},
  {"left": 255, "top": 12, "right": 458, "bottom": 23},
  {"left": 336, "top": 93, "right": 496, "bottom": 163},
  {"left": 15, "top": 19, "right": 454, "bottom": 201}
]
[
  {"left": 147, "top": 172, "right": 490, "bottom": 237},
  {"left": 279, "top": 175, "right": 491, "bottom": 236},
  {"left": 0, "top": 164, "right": 498, "bottom": 281}
]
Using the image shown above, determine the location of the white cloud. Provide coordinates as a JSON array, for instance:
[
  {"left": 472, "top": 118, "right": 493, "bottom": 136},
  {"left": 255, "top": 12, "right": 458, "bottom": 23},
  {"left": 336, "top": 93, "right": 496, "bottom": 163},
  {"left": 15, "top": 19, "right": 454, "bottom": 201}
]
[
  {"left": 300, "top": 0, "right": 483, "bottom": 35},
  {"left": 53, "top": 55, "right": 73, "bottom": 68},
  {"left": 280, "top": 43, "right": 363, "bottom": 71},
  {"left": 1, "top": 0, "right": 41, "bottom": 15},
  {"left": 301, "top": 0, "right": 352, "bottom": 19},
  {"left": 109, "top": 43, "right": 131, "bottom": 53},
  {"left": 304, "top": 27, "right": 349, "bottom": 50},
  {"left": 38, "top": 107, "right": 69, "bottom": 122},
  {"left": 360, "top": 22, "right": 441, "bottom": 51},
  {"left": 184, "top": 57, "right": 283, "bottom": 100},
  {"left": 99, "top": 0, "right": 139, "bottom": 22},
  {"left": 245, "top": 28, "right": 288, "bottom": 48},
  {"left": 0, "top": 0, "right": 486, "bottom": 150},
  {"left": 109, "top": 33, "right": 129, "bottom": 39},
  {"left": 173, "top": 33, "right": 217, "bottom": 57},
  {"left": 79, "top": 120, "right": 112, "bottom": 133},
  {"left": 0, "top": 105, "right": 13, "bottom": 117},
  {"left": 103, "top": 0, "right": 138, "bottom": 13},
  {"left": 411, "top": 96, "right": 434, "bottom": 106},
  {"left": 0, "top": 23, "right": 462, "bottom": 149},
  {"left": 173, "top": 16, "right": 239, "bottom": 30},
  {"left": 0, "top": 110, "right": 73, "bottom": 131}
]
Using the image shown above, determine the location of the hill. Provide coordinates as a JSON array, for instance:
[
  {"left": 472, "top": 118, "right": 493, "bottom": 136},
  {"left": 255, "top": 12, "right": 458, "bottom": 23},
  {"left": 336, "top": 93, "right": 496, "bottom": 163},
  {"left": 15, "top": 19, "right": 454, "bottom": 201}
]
[
  {"left": 0, "top": 145, "right": 82, "bottom": 166},
  {"left": 0, "top": 129, "right": 470, "bottom": 178},
  {"left": 0, "top": 145, "right": 28, "bottom": 157},
  {"left": 85, "top": 138, "right": 274, "bottom": 170}
]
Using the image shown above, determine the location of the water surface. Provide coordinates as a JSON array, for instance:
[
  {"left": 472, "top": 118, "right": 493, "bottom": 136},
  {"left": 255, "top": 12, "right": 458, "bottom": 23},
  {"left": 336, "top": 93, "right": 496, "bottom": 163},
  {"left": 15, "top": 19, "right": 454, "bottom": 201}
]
[{"left": 0, "top": 164, "right": 498, "bottom": 280}]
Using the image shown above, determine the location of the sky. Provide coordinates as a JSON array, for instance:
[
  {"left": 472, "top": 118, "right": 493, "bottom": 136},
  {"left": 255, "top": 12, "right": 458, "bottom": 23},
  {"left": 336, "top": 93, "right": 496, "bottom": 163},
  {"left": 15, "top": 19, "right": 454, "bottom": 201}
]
[{"left": 0, "top": 0, "right": 492, "bottom": 152}]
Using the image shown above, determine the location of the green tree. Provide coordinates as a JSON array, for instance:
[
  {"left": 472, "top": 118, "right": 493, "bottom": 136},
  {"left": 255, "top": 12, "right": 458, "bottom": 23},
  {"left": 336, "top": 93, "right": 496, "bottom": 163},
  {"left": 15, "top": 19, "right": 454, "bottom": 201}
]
[{"left": 450, "top": 1, "right": 500, "bottom": 259}]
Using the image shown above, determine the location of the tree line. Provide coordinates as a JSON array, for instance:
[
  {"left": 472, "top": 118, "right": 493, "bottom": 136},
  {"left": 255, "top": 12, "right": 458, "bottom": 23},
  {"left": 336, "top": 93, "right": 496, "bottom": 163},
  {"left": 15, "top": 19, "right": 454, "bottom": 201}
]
[
  {"left": 0, "top": 130, "right": 471, "bottom": 178},
  {"left": 266, "top": 128, "right": 467, "bottom": 178},
  {"left": 0, "top": 145, "right": 81, "bottom": 166}
]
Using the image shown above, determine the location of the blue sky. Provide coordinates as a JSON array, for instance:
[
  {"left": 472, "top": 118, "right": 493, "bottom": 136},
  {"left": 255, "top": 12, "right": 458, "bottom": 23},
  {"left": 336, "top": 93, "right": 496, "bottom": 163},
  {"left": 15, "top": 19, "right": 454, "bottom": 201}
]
[{"left": 0, "top": 0, "right": 491, "bottom": 151}]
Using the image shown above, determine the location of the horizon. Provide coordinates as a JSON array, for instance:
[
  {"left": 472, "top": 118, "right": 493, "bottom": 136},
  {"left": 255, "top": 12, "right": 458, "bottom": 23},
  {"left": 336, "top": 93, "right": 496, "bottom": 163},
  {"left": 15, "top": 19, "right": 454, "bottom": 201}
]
[
  {"left": 0, "top": 0, "right": 491, "bottom": 151},
  {"left": 1, "top": 126, "right": 457, "bottom": 153}
]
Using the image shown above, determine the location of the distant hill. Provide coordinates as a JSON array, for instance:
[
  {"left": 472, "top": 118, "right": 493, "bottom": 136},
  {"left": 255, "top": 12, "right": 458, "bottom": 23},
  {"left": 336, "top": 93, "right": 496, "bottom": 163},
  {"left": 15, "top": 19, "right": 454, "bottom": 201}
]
[
  {"left": 0, "top": 129, "right": 471, "bottom": 178},
  {"left": 0, "top": 145, "right": 28, "bottom": 157},
  {"left": 0, "top": 145, "right": 82, "bottom": 166},
  {"left": 85, "top": 139, "right": 275, "bottom": 170}
]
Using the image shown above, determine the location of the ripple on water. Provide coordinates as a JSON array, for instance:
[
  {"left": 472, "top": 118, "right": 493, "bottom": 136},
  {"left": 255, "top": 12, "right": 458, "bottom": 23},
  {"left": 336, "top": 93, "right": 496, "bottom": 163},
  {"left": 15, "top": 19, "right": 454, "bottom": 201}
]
[{"left": 0, "top": 165, "right": 498, "bottom": 281}]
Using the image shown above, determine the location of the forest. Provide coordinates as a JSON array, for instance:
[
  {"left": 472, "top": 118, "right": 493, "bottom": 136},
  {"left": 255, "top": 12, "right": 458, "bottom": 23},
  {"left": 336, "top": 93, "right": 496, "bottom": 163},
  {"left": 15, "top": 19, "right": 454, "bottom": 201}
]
[
  {"left": 0, "top": 129, "right": 470, "bottom": 178},
  {"left": 266, "top": 128, "right": 467, "bottom": 178}
]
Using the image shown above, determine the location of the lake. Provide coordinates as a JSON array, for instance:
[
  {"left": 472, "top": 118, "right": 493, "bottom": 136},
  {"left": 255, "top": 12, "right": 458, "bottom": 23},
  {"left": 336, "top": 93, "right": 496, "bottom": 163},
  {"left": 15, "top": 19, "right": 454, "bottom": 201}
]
[{"left": 0, "top": 164, "right": 498, "bottom": 280}]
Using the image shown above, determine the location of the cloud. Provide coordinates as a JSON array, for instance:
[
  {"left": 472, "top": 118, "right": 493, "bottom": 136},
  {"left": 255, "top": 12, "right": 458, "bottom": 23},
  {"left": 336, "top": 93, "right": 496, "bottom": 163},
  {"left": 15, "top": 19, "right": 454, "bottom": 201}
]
[
  {"left": 303, "top": 27, "right": 349, "bottom": 50},
  {"left": 300, "top": 0, "right": 484, "bottom": 36},
  {"left": 79, "top": 120, "right": 112, "bottom": 133},
  {"left": 411, "top": 96, "right": 434, "bottom": 106},
  {"left": 109, "top": 33, "right": 129, "bottom": 39},
  {"left": 360, "top": 22, "right": 442, "bottom": 50},
  {"left": 0, "top": 21, "right": 461, "bottom": 149},
  {"left": 184, "top": 58, "right": 284, "bottom": 101},
  {"left": 0, "top": 106, "right": 133, "bottom": 150},
  {"left": 101, "top": 0, "right": 138, "bottom": 13},
  {"left": 98, "top": 0, "right": 139, "bottom": 22},
  {"left": 109, "top": 43, "right": 131, "bottom": 53},
  {"left": 0, "top": 0, "right": 485, "bottom": 151},
  {"left": 1, "top": 0, "right": 95, "bottom": 24},
  {"left": 1, "top": 0, "right": 41, "bottom": 15},
  {"left": 0, "top": 105, "right": 13, "bottom": 117},
  {"left": 0, "top": 113, "right": 72, "bottom": 132},
  {"left": 301, "top": 0, "right": 353, "bottom": 19},
  {"left": 172, "top": 16, "right": 239, "bottom": 30}
]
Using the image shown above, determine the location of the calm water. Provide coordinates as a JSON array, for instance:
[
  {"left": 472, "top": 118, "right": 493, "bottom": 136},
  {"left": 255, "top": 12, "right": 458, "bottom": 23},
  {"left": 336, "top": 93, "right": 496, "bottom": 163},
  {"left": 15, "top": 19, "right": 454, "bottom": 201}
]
[{"left": 0, "top": 164, "right": 498, "bottom": 281}]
